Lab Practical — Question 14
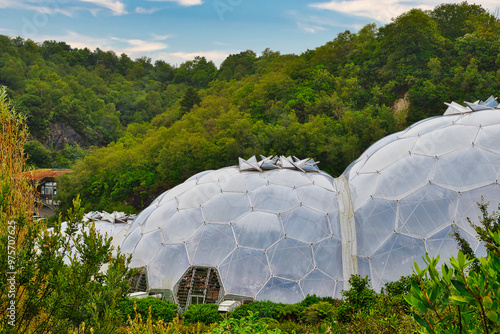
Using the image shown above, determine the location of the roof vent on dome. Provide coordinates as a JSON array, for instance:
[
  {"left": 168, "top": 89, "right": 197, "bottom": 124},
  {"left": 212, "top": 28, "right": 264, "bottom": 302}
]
[
  {"left": 238, "top": 155, "right": 320, "bottom": 173},
  {"left": 443, "top": 95, "right": 499, "bottom": 115}
]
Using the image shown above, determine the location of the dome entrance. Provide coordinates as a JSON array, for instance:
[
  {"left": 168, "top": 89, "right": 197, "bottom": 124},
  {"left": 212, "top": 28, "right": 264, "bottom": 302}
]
[{"left": 175, "top": 267, "right": 223, "bottom": 309}]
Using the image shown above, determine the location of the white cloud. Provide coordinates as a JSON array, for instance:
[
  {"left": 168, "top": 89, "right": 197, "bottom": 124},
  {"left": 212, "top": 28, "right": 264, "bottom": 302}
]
[
  {"left": 30, "top": 31, "right": 170, "bottom": 61},
  {"left": 0, "top": 0, "right": 74, "bottom": 16},
  {"left": 286, "top": 9, "right": 350, "bottom": 34},
  {"left": 135, "top": 6, "right": 160, "bottom": 14},
  {"left": 156, "top": 50, "right": 231, "bottom": 67},
  {"left": 79, "top": 0, "right": 127, "bottom": 15},
  {"left": 309, "top": 1, "right": 439, "bottom": 23},
  {"left": 111, "top": 37, "right": 168, "bottom": 53},
  {"left": 146, "top": 0, "right": 203, "bottom": 6}
]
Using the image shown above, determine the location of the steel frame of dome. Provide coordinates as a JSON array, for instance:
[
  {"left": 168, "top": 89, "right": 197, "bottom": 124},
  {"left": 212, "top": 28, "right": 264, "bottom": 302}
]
[{"left": 107, "top": 96, "right": 500, "bottom": 303}]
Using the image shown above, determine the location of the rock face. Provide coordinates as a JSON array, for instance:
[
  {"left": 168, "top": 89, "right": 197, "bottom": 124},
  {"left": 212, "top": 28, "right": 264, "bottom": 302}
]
[{"left": 47, "top": 123, "right": 82, "bottom": 150}]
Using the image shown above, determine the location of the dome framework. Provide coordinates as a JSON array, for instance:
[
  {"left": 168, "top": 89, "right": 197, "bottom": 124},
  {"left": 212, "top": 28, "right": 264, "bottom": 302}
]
[{"left": 107, "top": 96, "right": 500, "bottom": 305}]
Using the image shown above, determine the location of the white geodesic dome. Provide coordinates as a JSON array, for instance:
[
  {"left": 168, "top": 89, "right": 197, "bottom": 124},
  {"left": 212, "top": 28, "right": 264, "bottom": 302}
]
[
  {"left": 108, "top": 96, "right": 500, "bottom": 303},
  {"left": 344, "top": 101, "right": 500, "bottom": 290},
  {"left": 119, "top": 157, "right": 343, "bottom": 304}
]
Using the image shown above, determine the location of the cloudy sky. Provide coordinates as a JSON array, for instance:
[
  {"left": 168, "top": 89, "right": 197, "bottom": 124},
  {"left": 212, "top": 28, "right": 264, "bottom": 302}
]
[{"left": 0, "top": 0, "right": 498, "bottom": 66}]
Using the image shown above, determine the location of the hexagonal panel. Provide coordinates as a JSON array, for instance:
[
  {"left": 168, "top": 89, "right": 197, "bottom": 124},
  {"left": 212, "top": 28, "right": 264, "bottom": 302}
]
[
  {"left": 426, "top": 225, "right": 478, "bottom": 267},
  {"left": 373, "top": 154, "right": 435, "bottom": 200},
  {"left": 186, "top": 224, "right": 236, "bottom": 266},
  {"left": 141, "top": 200, "right": 177, "bottom": 233},
  {"left": 130, "top": 230, "right": 162, "bottom": 267},
  {"left": 249, "top": 184, "right": 299, "bottom": 213},
  {"left": 398, "top": 185, "right": 458, "bottom": 239},
  {"left": 219, "top": 248, "right": 270, "bottom": 297},
  {"left": 359, "top": 137, "right": 418, "bottom": 173},
  {"left": 308, "top": 172, "right": 337, "bottom": 192},
  {"left": 313, "top": 237, "right": 342, "bottom": 280},
  {"left": 220, "top": 171, "right": 267, "bottom": 192},
  {"left": 300, "top": 270, "right": 335, "bottom": 298},
  {"left": 355, "top": 198, "right": 397, "bottom": 257},
  {"left": 177, "top": 182, "right": 222, "bottom": 209},
  {"left": 267, "top": 237, "right": 314, "bottom": 281},
  {"left": 148, "top": 244, "right": 189, "bottom": 291},
  {"left": 256, "top": 277, "right": 304, "bottom": 304},
  {"left": 296, "top": 186, "right": 338, "bottom": 214},
  {"left": 282, "top": 207, "right": 330, "bottom": 243},
  {"left": 475, "top": 125, "right": 500, "bottom": 154},
  {"left": 203, "top": 193, "right": 251, "bottom": 223},
  {"left": 161, "top": 208, "right": 203, "bottom": 244},
  {"left": 265, "top": 169, "right": 313, "bottom": 188},
  {"left": 233, "top": 211, "right": 283, "bottom": 249},
  {"left": 121, "top": 225, "right": 142, "bottom": 254},
  {"left": 370, "top": 234, "right": 426, "bottom": 290},
  {"left": 433, "top": 146, "right": 500, "bottom": 191},
  {"left": 412, "top": 125, "right": 478, "bottom": 156}
]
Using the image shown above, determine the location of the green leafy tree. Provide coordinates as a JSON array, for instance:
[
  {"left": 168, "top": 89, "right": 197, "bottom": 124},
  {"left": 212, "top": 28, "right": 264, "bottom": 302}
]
[
  {"left": 24, "top": 140, "right": 53, "bottom": 168},
  {"left": 429, "top": 2, "right": 491, "bottom": 41},
  {"left": 0, "top": 86, "right": 134, "bottom": 333},
  {"left": 180, "top": 86, "right": 202, "bottom": 113}
]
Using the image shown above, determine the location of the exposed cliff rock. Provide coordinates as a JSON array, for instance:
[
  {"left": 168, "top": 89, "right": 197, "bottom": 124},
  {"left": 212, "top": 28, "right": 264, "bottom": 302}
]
[{"left": 47, "top": 123, "right": 83, "bottom": 151}]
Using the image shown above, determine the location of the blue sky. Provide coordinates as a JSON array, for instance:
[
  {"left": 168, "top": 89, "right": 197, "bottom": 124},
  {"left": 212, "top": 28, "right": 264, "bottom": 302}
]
[{"left": 0, "top": 0, "right": 498, "bottom": 67}]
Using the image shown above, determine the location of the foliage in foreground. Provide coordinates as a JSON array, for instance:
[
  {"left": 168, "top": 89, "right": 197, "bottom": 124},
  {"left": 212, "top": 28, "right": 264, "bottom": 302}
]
[
  {"left": 407, "top": 202, "right": 500, "bottom": 334},
  {"left": 0, "top": 86, "right": 134, "bottom": 334},
  {"left": 117, "top": 298, "right": 178, "bottom": 324}
]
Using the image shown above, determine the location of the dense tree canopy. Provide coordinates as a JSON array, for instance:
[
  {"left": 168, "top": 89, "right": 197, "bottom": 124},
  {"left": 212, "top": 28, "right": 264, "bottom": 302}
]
[{"left": 0, "top": 2, "right": 499, "bottom": 213}]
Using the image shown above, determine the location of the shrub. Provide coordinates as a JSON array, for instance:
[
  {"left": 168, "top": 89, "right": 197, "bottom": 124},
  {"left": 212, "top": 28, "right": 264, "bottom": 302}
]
[
  {"left": 301, "top": 301, "right": 336, "bottom": 325},
  {"left": 268, "top": 320, "right": 316, "bottom": 334},
  {"left": 381, "top": 274, "right": 418, "bottom": 296},
  {"left": 118, "top": 297, "right": 178, "bottom": 324},
  {"left": 230, "top": 300, "right": 282, "bottom": 320},
  {"left": 335, "top": 274, "right": 378, "bottom": 323},
  {"left": 210, "top": 312, "right": 283, "bottom": 334},
  {"left": 182, "top": 304, "right": 223, "bottom": 325},
  {"left": 299, "top": 294, "right": 321, "bottom": 307},
  {"left": 276, "top": 303, "right": 304, "bottom": 322},
  {"left": 342, "top": 275, "right": 377, "bottom": 311},
  {"left": 406, "top": 240, "right": 500, "bottom": 333}
]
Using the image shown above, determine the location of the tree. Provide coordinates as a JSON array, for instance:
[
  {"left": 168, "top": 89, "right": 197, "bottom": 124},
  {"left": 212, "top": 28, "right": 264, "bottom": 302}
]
[
  {"left": 429, "top": 2, "right": 489, "bottom": 41},
  {"left": 180, "top": 86, "right": 201, "bottom": 112},
  {"left": 24, "top": 140, "right": 53, "bottom": 168},
  {"left": 0, "top": 86, "right": 134, "bottom": 333},
  {"left": 217, "top": 50, "right": 257, "bottom": 81}
]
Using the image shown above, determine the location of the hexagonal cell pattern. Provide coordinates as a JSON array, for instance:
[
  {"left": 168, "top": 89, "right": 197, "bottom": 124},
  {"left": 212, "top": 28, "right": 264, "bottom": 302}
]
[
  {"left": 107, "top": 99, "right": 500, "bottom": 303},
  {"left": 118, "top": 163, "right": 341, "bottom": 303},
  {"left": 345, "top": 106, "right": 500, "bottom": 291}
]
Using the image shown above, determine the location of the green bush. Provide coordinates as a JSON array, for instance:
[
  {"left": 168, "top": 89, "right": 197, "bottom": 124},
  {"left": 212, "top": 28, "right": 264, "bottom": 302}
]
[
  {"left": 268, "top": 320, "right": 316, "bottom": 334},
  {"left": 182, "top": 303, "right": 223, "bottom": 325},
  {"left": 335, "top": 274, "right": 378, "bottom": 323},
  {"left": 381, "top": 274, "right": 418, "bottom": 296},
  {"left": 301, "top": 301, "right": 336, "bottom": 325},
  {"left": 210, "top": 312, "right": 283, "bottom": 334},
  {"left": 406, "top": 239, "right": 500, "bottom": 333},
  {"left": 117, "top": 297, "right": 178, "bottom": 324},
  {"left": 230, "top": 300, "right": 282, "bottom": 320},
  {"left": 299, "top": 294, "right": 321, "bottom": 307},
  {"left": 342, "top": 275, "right": 377, "bottom": 311}
]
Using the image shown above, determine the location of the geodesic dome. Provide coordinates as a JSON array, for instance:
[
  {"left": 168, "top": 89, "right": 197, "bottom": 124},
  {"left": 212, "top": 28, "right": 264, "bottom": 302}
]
[
  {"left": 344, "top": 96, "right": 500, "bottom": 290},
  {"left": 119, "top": 156, "right": 343, "bottom": 305},
  {"left": 112, "top": 96, "right": 500, "bottom": 303}
]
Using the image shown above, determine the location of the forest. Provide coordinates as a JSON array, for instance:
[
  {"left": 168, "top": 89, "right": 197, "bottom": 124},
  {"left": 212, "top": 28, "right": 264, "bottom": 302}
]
[{"left": 0, "top": 2, "right": 499, "bottom": 213}]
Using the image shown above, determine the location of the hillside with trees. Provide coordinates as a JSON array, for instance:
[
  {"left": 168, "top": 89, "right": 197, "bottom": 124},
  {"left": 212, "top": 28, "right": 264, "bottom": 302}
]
[{"left": 0, "top": 2, "right": 499, "bottom": 213}]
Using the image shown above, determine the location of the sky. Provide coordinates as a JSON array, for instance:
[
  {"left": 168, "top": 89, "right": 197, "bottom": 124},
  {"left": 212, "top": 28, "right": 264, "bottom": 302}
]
[{"left": 0, "top": 0, "right": 499, "bottom": 67}]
